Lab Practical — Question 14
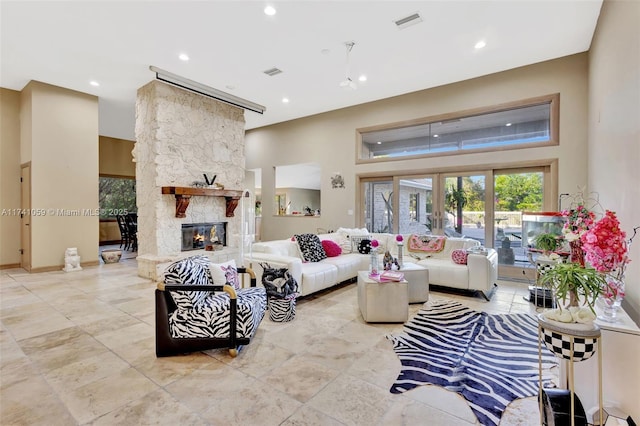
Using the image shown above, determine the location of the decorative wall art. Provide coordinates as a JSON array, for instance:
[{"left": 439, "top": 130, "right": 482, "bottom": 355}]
[{"left": 331, "top": 173, "right": 345, "bottom": 189}]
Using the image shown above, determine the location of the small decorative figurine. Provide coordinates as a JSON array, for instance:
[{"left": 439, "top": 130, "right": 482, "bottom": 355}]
[
  {"left": 383, "top": 251, "right": 394, "bottom": 271},
  {"left": 62, "top": 247, "right": 82, "bottom": 272}
]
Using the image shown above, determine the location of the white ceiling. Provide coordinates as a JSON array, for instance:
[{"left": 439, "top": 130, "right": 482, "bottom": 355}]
[{"left": 1, "top": 1, "right": 603, "bottom": 141}]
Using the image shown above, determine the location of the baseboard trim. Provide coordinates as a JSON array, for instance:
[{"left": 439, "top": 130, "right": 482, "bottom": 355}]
[
  {"left": 0, "top": 263, "right": 21, "bottom": 270},
  {"left": 30, "top": 260, "right": 100, "bottom": 273},
  {"left": 30, "top": 265, "right": 63, "bottom": 273}
]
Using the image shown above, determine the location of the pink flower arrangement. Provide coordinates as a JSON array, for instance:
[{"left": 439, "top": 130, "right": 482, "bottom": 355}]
[
  {"left": 581, "top": 210, "right": 629, "bottom": 277},
  {"left": 396, "top": 235, "right": 403, "bottom": 243},
  {"left": 370, "top": 239, "right": 379, "bottom": 248},
  {"left": 562, "top": 204, "right": 596, "bottom": 242}
]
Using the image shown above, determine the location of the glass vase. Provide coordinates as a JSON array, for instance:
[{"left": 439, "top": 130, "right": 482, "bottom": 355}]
[
  {"left": 598, "top": 276, "right": 625, "bottom": 322},
  {"left": 397, "top": 242, "right": 404, "bottom": 270},
  {"left": 370, "top": 247, "right": 379, "bottom": 276}
]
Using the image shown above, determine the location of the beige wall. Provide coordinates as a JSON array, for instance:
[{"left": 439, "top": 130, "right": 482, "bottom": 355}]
[
  {"left": 99, "top": 136, "right": 135, "bottom": 177},
  {"left": 246, "top": 53, "right": 589, "bottom": 241},
  {"left": 578, "top": 1, "right": 640, "bottom": 419},
  {"left": 22, "top": 81, "right": 99, "bottom": 270},
  {"left": 0, "top": 88, "right": 22, "bottom": 267},
  {"left": 588, "top": 0, "right": 639, "bottom": 316}
]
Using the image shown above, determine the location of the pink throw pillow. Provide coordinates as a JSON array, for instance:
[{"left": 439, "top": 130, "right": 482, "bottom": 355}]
[
  {"left": 321, "top": 240, "right": 342, "bottom": 257},
  {"left": 451, "top": 249, "right": 468, "bottom": 265}
]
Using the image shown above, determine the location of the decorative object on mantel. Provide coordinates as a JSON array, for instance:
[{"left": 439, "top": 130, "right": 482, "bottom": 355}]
[
  {"left": 331, "top": 172, "right": 345, "bottom": 189},
  {"left": 62, "top": 247, "right": 82, "bottom": 272},
  {"left": 192, "top": 174, "right": 222, "bottom": 189},
  {"left": 161, "top": 186, "right": 244, "bottom": 218},
  {"left": 540, "top": 190, "right": 637, "bottom": 324},
  {"left": 203, "top": 173, "right": 216, "bottom": 186}
]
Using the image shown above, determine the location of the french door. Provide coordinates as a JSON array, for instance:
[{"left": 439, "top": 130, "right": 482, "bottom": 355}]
[
  {"left": 360, "top": 164, "right": 553, "bottom": 276},
  {"left": 391, "top": 173, "right": 490, "bottom": 242}
]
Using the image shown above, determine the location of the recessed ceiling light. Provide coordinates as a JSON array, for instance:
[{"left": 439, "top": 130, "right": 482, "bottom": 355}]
[
  {"left": 505, "top": 122, "right": 512, "bottom": 127},
  {"left": 358, "top": 75, "right": 367, "bottom": 82},
  {"left": 321, "top": 48, "right": 330, "bottom": 55},
  {"left": 264, "top": 5, "right": 276, "bottom": 16},
  {"left": 433, "top": 134, "right": 439, "bottom": 138},
  {"left": 89, "top": 81, "right": 100, "bottom": 87},
  {"left": 475, "top": 40, "right": 486, "bottom": 49},
  {"left": 282, "top": 97, "right": 289, "bottom": 103},
  {"left": 377, "top": 141, "right": 382, "bottom": 145},
  {"left": 179, "top": 53, "right": 189, "bottom": 61}
]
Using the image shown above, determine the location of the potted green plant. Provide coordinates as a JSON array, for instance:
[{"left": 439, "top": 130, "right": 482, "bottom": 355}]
[
  {"left": 538, "top": 261, "right": 606, "bottom": 314},
  {"left": 534, "top": 233, "right": 561, "bottom": 255}
]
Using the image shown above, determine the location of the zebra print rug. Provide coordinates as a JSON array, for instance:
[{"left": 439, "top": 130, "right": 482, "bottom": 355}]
[{"left": 388, "top": 300, "right": 557, "bottom": 426}]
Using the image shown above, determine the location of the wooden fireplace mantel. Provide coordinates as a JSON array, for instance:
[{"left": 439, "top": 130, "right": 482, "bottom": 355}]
[{"left": 161, "top": 186, "right": 245, "bottom": 218}]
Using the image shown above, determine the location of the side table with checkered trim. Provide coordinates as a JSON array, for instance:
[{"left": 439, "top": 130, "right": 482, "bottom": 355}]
[{"left": 537, "top": 315, "right": 603, "bottom": 426}]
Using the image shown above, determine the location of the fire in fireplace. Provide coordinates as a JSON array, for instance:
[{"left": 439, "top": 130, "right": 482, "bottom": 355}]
[{"left": 181, "top": 222, "right": 227, "bottom": 251}]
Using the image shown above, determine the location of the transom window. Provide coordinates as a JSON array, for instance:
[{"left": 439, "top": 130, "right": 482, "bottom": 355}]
[{"left": 357, "top": 94, "right": 558, "bottom": 162}]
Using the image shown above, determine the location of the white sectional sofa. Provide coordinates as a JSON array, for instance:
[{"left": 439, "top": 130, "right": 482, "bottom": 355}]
[{"left": 246, "top": 230, "right": 498, "bottom": 300}]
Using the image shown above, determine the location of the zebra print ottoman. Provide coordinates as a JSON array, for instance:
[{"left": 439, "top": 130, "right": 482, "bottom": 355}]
[{"left": 269, "top": 297, "right": 296, "bottom": 322}]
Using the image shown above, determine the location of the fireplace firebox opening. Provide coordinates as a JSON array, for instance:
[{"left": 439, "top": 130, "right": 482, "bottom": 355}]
[{"left": 181, "top": 222, "right": 227, "bottom": 251}]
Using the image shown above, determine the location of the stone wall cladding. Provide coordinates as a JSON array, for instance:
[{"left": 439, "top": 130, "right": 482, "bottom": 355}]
[{"left": 135, "top": 80, "right": 246, "bottom": 259}]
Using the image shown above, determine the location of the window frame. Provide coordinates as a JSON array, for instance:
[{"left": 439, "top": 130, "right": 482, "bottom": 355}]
[
  {"left": 355, "top": 93, "right": 559, "bottom": 164},
  {"left": 99, "top": 174, "right": 137, "bottom": 219}
]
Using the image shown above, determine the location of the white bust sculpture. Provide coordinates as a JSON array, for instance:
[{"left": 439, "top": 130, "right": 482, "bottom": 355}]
[{"left": 62, "top": 247, "right": 83, "bottom": 272}]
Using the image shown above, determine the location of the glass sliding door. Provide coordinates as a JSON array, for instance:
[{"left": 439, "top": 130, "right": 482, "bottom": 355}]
[
  {"left": 362, "top": 179, "right": 394, "bottom": 233},
  {"left": 440, "top": 173, "right": 488, "bottom": 244},
  {"left": 398, "top": 177, "right": 433, "bottom": 234},
  {"left": 359, "top": 164, "right": 554, "bottom": 279},
  {"left": 493, "top": 169, "right": 545, "bottom": 269}
]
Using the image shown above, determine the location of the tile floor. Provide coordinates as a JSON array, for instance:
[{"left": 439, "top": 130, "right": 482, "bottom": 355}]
[{"left": 1, "top": 258, "right": 547, "bottom": 425}]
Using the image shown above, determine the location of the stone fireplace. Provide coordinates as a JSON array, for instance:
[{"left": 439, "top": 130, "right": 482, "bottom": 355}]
[
  {"left": 181, "top": 222, "right": 226, "bottom": 251},
  {"left": 134, "top": 80, "right": 246, "bottom": 279}
]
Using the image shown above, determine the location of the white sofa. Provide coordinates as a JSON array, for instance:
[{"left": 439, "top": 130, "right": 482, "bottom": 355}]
[{"left": 246, "top": 231, "right": 498, "bottom": 300}]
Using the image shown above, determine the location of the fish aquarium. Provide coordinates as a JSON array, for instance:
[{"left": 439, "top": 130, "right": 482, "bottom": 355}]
[{"left": 521, "top": 212, "right": 568, "bottom": 254}]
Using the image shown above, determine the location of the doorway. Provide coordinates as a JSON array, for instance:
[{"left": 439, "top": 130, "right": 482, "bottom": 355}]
[{"left": 20, "top": 163, "right": 31, "bottom": 271}]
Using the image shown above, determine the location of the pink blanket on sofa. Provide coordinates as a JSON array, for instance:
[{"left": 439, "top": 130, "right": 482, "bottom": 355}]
[{"left": 407, "top": 235, "right": 446, "bottom": 253}]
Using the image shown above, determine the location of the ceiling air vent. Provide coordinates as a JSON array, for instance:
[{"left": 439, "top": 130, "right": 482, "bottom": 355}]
[
  {"left": 394, "top": 12, "right": 423, "bottom": 29},
  {"left": 263, "top": 67, "right": 283, "bottom": 76}
]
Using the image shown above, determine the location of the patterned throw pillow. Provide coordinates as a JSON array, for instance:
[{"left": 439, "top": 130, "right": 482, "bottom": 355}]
[
  {"left": 321, "top": 239, "right": 342, "bottom": 257},
  {"left": 451, "top": 249, "right": 468, "bottom": 265},
  {"left": 164, "top": 255, "right": 213, "bottom": 308},
  {"left": 209, "top": 259, "right": 240, "bottom": 290},
  {"left": 336, "top": 227, "right": 370, "bottom": 254},
  {"left": 358, "top": 239, "right": 372, "bottom": 254},
  {"left": 350, "top": 235, "right": 372, "bottom": 253},
  {"left": 295, "top": 233, "right": 327, "bottom": 262}
]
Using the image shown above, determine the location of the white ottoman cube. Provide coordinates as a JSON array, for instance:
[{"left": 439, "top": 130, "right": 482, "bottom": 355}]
[
  {"left": 398, "top": 262, "right": 429, "bottom": 303},
  {"left": 357, "top": 271, "right": 408, "bottom": 323}
]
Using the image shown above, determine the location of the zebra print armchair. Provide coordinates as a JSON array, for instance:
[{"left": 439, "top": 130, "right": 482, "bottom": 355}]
[{"left": 155, "top": 265, "right": 266, "bottom": 357}]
